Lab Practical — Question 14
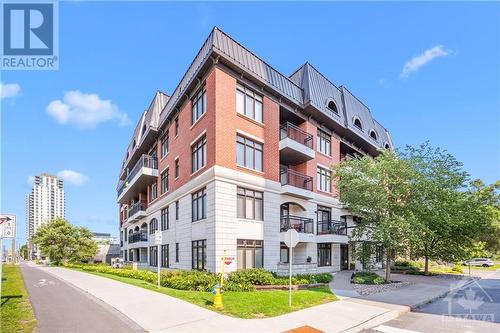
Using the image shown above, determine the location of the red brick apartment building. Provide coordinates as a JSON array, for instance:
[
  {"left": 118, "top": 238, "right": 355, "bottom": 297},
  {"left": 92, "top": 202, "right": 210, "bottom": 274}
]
[{"left": 117, "top": 28, "right": 393, "bottom": 274}]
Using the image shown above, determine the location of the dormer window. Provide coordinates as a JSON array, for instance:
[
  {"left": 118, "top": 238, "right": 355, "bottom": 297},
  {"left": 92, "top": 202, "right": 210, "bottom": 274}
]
[
  {"left": 142, "top": 123, "right": 147, "bottom": 135},
  {"left": 133, "top": 139, "right": 137, "bottom": 147},
  {"left": 353, "top": 118, "right": 363, "bottom": 130},
  {"left": 369, "top": 130, "right": 377, "bottom": 141},
  {"left": 384, "top": 143, "right": 390, "bottom": 149},
  {"left": 327, "top": 100, "right": 339, "bottom": 115}
]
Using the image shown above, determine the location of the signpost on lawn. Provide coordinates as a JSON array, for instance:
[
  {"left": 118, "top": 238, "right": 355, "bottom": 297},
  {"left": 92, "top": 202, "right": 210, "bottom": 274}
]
[
  {"left": 0, "top": 214, "right": 16, "bottom": 298},
  {"left": 155, "top": 230, "right": 162, "bottom": 288},
  {"left": 284, "top": 228, "right": 299, "bottom": 307}
]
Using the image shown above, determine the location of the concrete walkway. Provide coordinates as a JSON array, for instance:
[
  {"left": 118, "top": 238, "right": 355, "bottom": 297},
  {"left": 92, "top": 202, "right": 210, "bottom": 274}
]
[
  {"left": 330, "top": 269, "right": 476, "bottom": 309},
  {"left": 329, "top": 271, "right": 360, "bottom": 298},
  {"left": 31, "top": 264, "right": 409, "bottom": 333}
]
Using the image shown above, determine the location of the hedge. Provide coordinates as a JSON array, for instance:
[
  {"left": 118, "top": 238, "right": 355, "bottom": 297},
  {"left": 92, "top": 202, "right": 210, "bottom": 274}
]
[{"left": 65, "top": 264, "right": 333, "bottom": 292}]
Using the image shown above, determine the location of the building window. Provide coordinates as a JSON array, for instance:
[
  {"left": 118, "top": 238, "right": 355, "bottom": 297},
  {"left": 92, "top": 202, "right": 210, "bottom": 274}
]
[
  {"left": 174, "top": 116, "right": 179, "bottom": 136},
  {"left": 161, "top": 244, "right": 169, "bottom": 268},
  {"left": 280, "top": 242, "right": 289, "bottom": 263},
  {"left": 327, "top": 100, "right": 339, "bottom": 114},
  {"left": 354, "top": 118, "right": 363, "bottom": 130},
  {"left": 317, "top": 129, "right": 331, "bottom": 156},
  {"left": 151, "top": 182, "right": 158, "bottom": 202},
  {"left": 175, "top": 159, "right": 179, "bottom": 178},
  {"left": 192, "top": 239, "right": 206, "bottom": 270},
  {"left": 317, "top": 167, "right": 331, "bottom": 192},
  {"left": 237, "top": 187, "right": 263, "bottom": 220},
  {"left": 192, "top": 188, "right": 207, "bottom": 222},
  {"left": 175, "top": 201, "right": 179, "bottom": 220},
  {"left": 236, "top": 84, "right": 263, "bottom": 122},
  {"left": 161, "top": 207, "right": 169, "bottom": 231},
  {"left": 149, "top": 246, "right": 158, "bottom": 266},
  {"left": 161, "top": 169, "right": 169, "bottom": 194},
  {"left": 161, "top": 131, "right": 169, "bottom": 157},
  {"left": 192, "top": 86, "right": 206, "bottom": 124},
  {"left": 237, "top": 239, "right": 263, "bottom": 270},
  {"left": 318, "top": 243, "right": 331, "bottom": 267},
  {"left": 191, "top": 135, "right": 206, "bottom": 173},
  {"left": 175, "top": 243, "right": 179, "bottom": 262},
  {"left": 149, "top": 218, "right": 158, "bottom": 234},
  {"left": 236, "top": 135, "right": 263, "bottom": 171},
  {"left": 369, "top": 130, "right": 378, "bottom": 141}
]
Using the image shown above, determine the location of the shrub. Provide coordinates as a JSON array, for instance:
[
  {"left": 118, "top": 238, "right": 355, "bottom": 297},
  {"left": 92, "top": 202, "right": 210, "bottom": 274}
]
[
  {"left": 352, "top": 272, "right": 385, "bottom": 285},
  {"left": 451, "top": 264, "right": 463, "bottom": 273},
  {"left": 66, "top": 263, "right": 332, "bottom": 292}
]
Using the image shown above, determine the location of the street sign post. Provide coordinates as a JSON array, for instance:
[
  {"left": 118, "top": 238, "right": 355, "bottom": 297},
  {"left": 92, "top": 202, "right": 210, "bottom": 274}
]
[
  {"left": 0, "top": 214, "right": 16, "bottom": 298},
  {"left": 155, "top": 231, "right": 162, "bottom": 288},
  {"left": 284, "top": 228, "right": 299, "bottom": 307}
]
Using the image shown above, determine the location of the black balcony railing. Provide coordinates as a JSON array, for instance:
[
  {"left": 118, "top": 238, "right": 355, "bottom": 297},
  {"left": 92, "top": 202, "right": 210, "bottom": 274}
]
[
  {"left": 280, "top": 168, "right": 313, "bottom": 191},
  {"left": 317, "top": 220, "right": 347, "bottom": 235},
  {"left": 280, "top": 122, "right": 313, "bottom": 148},
  {"left": 128, "top": 202, "right": 147, "bottom": 218},
  {"left": 117, "top": 154, "right": 158, "bottom": 197},
  {"left": 128, "top": 231, "right": 148, "bottom": 243},
  {"left": 280, "top": 215, "right": 314, "bottom": 233}
]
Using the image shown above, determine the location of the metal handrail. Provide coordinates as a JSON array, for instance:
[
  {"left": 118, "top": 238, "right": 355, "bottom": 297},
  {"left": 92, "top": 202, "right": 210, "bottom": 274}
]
[
  {"left": 280, "top": 168, "right": 313, "bottom": 191},
  {"left": 279, "top": 122, "right": 313, "bottom": 148},
  {"left": 128, "top": 231, "right": 148, "bottom": 243},
  {"left": 280, "top": 215, "right": 313, "bottom": 233},
  {"left": 117, "top": 155, "right": 157, "bottom": 197},
  {"left": 317, "top": 220, "right": 347, "bottom": 235},
  {"left": 128, "top": 202, "right": 147, "bottom": 218}
]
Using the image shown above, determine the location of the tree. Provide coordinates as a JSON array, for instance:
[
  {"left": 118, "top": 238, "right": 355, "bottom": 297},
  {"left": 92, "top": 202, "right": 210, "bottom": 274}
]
[
  {"left": 468, "top": 180, "right": 500, "bottom": 257},
  {"left": 32, "top": 218, "right": 98, "bottom": 265},
  {"left": 20, "top": 244, "right": 28, "bottom": 259},
  {"left": 403, "top": 143, "right": 481, "bottom": 274},
  {"left": 334, "top": 150, "right": 415, "bottom": 282}
]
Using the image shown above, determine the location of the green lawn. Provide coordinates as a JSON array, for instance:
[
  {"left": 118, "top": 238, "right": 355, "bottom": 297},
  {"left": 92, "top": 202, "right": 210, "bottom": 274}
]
[
  {"left": 1, "top": 265, "right": 37, "bottom": 333},
  {"left": 468, "top": 264, "right": 500, "bottom": 271},
  {"left": 72, "top": 268, "right": 337, "bottom": 318}
]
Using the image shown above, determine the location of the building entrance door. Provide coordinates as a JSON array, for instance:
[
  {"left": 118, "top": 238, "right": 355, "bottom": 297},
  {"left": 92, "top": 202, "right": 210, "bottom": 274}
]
[{"left": 340, "top": 244, "right": 349, "bottom": 270}]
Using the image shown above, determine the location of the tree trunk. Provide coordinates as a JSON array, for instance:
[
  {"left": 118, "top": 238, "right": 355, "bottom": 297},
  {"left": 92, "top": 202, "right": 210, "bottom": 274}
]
[
  {"left": 385, "top": 250, "right": 391, "bottom": 282},
  {"left": 424, "top": 256, "right": 429, "bottom": 275}
]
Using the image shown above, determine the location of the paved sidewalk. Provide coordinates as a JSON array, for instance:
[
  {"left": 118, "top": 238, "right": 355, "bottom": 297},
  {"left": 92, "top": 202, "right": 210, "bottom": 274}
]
[
  {"left": 330, "top": 269, "right": 475, "bottom": 309},
  {"left": 32, "top": 264, "right": 409, "bottom": 333},
  {"left": 329, "top": 271, "right": 360, "bottom": 298}
]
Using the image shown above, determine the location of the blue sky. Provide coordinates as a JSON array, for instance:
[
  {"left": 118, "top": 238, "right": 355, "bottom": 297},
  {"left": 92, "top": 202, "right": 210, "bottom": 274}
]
[{"left": 1, "top": 1, "right": 499, "bottom": 245}]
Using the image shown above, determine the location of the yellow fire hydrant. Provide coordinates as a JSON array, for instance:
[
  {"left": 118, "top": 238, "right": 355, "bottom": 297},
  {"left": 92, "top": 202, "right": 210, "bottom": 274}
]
[{"left": 213, "top": 285, "right": 223, "bottom": 309}]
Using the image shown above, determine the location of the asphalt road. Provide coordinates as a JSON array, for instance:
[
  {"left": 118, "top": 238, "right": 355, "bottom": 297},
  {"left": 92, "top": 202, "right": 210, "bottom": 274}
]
[
  {"left": 20, "top": 263, "right": 140, "bottom": 333},
  {"left": 364, "top": 269, "right": 500, "bottom": 333}
]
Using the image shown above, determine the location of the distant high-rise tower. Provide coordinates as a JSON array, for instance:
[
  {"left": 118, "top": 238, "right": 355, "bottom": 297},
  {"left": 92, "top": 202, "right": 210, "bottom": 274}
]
[{"left": 26, "top": 173, "right": 65, "bottom": 258}]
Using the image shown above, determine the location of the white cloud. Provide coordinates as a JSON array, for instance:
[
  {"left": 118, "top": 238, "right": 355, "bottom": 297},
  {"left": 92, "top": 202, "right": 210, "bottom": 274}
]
[
  {"left": 46, "top": 90, "right": 130, "bottom": 128},
  {"left": 27, "top": 175, "right": 35, "bottom": 186},
  {"left": 400, "top": 45, "right": 452, "bottom": 79},
  {"left": 57, "top": 170, "right": 89, "bottom": 185},
  {"left": 0, "top": 82, "right": 20, "bottom": 99}
]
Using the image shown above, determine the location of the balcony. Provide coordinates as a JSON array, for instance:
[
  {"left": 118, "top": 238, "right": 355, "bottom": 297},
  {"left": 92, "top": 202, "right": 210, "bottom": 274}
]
[
  {"left": 280, "top": 215, "right": 313, "bottom": 233},
  {"left": 127, "top": 202, "right": 147, "bottom": 223},
  {"left": 117, "top": 155, "right": 158, "bottom": 204},
  {"left": 279, "top": 122, "right": 315, "bottom": 165},
  {"left": 317, "top": 220, "right": 347, "bottom": 236},
  {"left": 280, "top": 168, "right": 314, "bottom": 199},
  {"left": 128, "top": 231, "right": 148, "bottom": 244}
]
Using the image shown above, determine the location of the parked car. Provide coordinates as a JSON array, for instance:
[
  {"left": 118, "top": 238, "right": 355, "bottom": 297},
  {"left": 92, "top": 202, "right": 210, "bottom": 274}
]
[{"left": 462, "top": 258, "right": 494, "bottom": 267}]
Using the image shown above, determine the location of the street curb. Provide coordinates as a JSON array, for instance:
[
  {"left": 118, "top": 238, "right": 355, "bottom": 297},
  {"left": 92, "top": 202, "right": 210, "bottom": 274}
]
[
  {"left": 339, "top": 306, "right": 411, "bottom": 333},
  {"left": 411, "top": 277, "right": 479, "bottom": 310}
]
